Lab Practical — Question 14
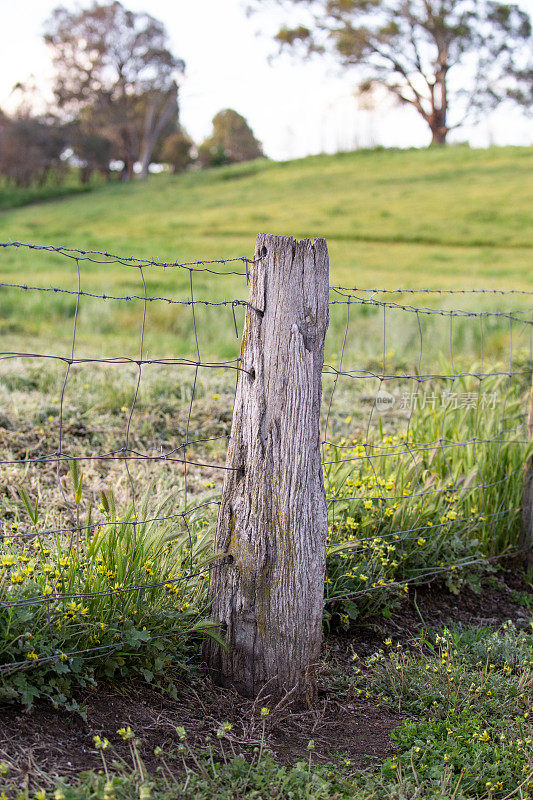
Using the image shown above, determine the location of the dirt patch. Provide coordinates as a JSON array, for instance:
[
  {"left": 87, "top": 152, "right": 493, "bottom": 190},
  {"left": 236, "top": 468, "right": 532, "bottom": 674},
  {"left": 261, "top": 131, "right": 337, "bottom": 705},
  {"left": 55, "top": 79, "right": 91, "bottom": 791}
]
[
  {"left": 408, "top": 568, "right": 531, "bottom": 628},
  {"left": 0, "top": 681, "right": 400, "bottom": 785},
  {"left": 329, "top": 567, "right": 532, "bottom": 663}
]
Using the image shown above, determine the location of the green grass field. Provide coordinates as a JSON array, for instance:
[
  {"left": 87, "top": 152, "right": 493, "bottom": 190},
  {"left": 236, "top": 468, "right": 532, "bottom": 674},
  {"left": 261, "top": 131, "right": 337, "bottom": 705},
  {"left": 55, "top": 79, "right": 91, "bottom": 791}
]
[{"left": 0, "top": 144, "right": 532, "bottom": 360}]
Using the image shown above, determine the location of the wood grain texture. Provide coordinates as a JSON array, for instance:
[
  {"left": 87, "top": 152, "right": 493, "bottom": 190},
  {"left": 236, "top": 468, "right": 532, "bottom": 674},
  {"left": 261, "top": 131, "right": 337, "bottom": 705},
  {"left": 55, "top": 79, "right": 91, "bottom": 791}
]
[{"left": 204, "top": 233, "right": 329, "bottom": 701}]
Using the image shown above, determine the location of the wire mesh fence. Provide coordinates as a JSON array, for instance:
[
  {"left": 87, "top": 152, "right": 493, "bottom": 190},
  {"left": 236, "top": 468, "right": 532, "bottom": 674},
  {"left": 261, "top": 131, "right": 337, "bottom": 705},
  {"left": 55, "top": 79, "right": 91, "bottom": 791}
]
[
  {"left": 321, "top": 286, "right": 532, "bottom": 625},
  {"left": 0, "top": 239, "right": 532, "bottom": 682},
  {"left": 0, "top": 240, "right": 258, "bottom": 687}
]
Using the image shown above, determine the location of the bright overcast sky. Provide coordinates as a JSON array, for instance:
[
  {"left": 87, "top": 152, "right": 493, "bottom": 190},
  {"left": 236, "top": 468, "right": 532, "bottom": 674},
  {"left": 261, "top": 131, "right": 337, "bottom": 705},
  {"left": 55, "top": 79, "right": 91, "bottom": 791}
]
[{"left": 1, "top": 0, "right": 533, "bottom": 160}]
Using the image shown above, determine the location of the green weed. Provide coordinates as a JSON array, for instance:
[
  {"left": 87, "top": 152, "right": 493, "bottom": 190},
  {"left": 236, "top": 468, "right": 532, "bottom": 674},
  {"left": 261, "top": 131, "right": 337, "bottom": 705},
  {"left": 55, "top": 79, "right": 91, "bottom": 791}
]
[
  {"left": 350, "top": 622, "right": 533, "bottom": 797},
  {"left": 324, "top": 366, "right": 531, "bottom": 626},
  {"left": 0, "top": 466, "right": 220, "bottom": 712}
]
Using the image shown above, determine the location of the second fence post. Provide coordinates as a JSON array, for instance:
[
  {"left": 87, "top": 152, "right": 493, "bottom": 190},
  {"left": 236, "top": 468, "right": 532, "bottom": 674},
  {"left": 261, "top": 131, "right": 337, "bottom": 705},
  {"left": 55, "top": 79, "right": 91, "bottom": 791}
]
[
  {"left": 205, "top": 233, "right": 329, "bottom": 702},
  {"left": 521, "top": 373, "right": 533, "bottom": 570}
]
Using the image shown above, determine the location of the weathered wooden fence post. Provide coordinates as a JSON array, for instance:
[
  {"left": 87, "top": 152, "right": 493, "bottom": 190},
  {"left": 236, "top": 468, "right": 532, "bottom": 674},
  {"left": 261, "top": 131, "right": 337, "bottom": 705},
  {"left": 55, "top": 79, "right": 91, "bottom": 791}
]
[
  {"left": 204, "top": 233, "right": 329, "bottom": 702},
  {"left": 521, "top": 373, "right": 533, "bottom": 570}
]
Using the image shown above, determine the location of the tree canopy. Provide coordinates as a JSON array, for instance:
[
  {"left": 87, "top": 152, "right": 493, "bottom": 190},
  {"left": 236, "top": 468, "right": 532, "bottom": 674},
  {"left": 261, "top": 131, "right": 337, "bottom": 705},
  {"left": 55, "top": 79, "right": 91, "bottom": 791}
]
[
  {"left": 0, "top": 112, "right": 67, "bottom": 187},
  {"left": 160, "top": 128, "right": 194, "bottom": 174},
  {"left": 44, "top": 1, "right": 185, "bottom": 177},
  {"left": 256, "top": 0, "right": 532, "bottom": 143},
  {"left": 198, "top": 109, "right": 264, "bottom": 167}
]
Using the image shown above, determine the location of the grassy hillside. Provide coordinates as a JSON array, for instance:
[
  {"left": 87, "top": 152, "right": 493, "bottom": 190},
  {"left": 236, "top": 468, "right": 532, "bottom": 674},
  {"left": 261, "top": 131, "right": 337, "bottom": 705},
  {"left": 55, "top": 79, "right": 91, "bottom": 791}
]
[
  {"left": 1, "top": 144, "right": 533, "bottom": 283},
  {"left": 0, "top": 145, "right": 532, "bottom": 358}
]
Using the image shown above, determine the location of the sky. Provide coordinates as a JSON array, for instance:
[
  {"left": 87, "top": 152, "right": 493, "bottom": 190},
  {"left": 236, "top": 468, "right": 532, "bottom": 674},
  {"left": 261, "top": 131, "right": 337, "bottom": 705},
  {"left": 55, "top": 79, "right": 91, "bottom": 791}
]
[{"left": 1, "top": 0, "right": 533, "bottom": 160}]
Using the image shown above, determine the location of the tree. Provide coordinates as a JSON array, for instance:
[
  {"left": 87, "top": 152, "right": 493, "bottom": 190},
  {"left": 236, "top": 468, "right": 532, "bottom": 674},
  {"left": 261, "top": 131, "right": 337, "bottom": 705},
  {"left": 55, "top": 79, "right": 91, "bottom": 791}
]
[
  {"left": 198, "top": 109, "right": 263, "bottom": 167},
  {"left": 160, "top": 128, "right": 194, "bottom": 173},
  {"left": 508, "top": 66, "right": 533, "bottom": 110},
  {"left": 0, "top": 113, "right": 67, "bottom": 187},
  {"left": 44, "top": 2, "right": 185, "bottom": 178},
  {"left": 256, "top": 0, "right": 532, "bottom": 144},
  {"left": 71, "top": 125, "right": 113, "bottom": 183}
]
